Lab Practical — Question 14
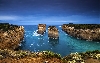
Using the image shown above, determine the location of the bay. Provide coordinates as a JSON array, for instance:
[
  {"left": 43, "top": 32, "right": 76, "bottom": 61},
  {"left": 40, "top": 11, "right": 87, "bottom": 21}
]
[{"left": 19, "top": 25, "right": 100, "bottom": 57}]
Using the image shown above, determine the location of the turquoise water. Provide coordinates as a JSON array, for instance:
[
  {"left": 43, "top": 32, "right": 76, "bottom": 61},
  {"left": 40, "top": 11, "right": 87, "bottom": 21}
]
[{"left": 19, "top": 25, "right": 100, "bottom": 57}]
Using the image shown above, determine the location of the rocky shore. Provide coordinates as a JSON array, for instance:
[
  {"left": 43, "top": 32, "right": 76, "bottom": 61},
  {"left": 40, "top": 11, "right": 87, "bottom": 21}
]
[
  {"left": 0, "top": 23, "right": 24, "bottom": 49},
  {"left": 0, "top": 23, "right": 100, "bottom": 63},
  {"left": 62, "top": 24, "right": 100, "bottom": 41},
  {"left": 0, "top": 49, "right": 100, "bottom": 63}
]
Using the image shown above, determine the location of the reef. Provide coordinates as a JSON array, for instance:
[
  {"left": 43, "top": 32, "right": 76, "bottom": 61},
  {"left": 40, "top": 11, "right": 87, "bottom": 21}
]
[
  {"left": 37, "top": 24, "right": 46, "bottom": 35},
  {"left": 62, "top": 24, "right": 100, "bottom": 41},
  {"left": 0, "top": 23, "right": 24, "bottom": 49},
  {"left": 48, "top": 26, "right": 59, "bottom": 39}
]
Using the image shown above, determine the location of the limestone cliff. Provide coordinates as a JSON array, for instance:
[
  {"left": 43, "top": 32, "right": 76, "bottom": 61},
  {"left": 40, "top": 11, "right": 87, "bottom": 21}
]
[
  {"left": 48, "top": 26, "right": 59, "bottom": 39},
  {"left": 62, "top": 24, "right": 100, "bottom": 41},
  {"left": 0, "top": 23, "right": 24, "bottom": 49},
  {"left": 37, "top": 24, "right": 46, "bottom": 34}
]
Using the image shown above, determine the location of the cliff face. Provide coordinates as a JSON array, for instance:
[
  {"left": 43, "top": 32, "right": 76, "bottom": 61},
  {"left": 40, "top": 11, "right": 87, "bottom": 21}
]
[
  {"left": 62, "top": 24, "right": 100, "bottom": 41},
  {"left": 0, "top": 23, "right": 24, "bottom": 49},
  {"left": 48, "top": 26, "right": 59, "bottom": 39},
  {"left": 0, "top": 49, "right": 100, "bottom": 63},
  {"left": 37, "top": 24, "right": 46, "bottom": 34}
]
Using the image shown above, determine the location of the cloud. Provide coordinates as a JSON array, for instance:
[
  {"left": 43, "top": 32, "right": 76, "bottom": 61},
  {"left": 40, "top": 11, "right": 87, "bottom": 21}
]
[
  {"left": 0, "top": 15, "right": 80, "bottom": 22},
  {"left": 0, "top": 15, "right": 98, "bottom": 25},
  {"left": 20, "top": 20, "right": 68, "bottom": 22},
  {"left": 0, "top": 15, "right": 79, "bottom": 25},
  {"left": 0, "top": 16, "right": 19, "bottom": 20}
]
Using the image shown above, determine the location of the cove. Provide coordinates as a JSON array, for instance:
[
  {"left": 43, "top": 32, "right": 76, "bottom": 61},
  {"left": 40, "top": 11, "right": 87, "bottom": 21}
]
[{"left": 19, "top": 25, "right": 100, "bottom": 57}]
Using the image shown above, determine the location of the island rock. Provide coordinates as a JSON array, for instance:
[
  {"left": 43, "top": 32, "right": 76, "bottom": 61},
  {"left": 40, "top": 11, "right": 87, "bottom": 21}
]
[
  {"left": 48, "top": 26, "right": 59, "bottom": 39},
  {"left": 37, "top": 24, "right": 46, "bottom": 35}
]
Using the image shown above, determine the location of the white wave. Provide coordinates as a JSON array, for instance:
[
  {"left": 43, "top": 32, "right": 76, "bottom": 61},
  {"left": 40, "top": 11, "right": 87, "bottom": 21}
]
[
  {"left": 65, "top": 34, "right": 68, "bottom": 35},
  {"left": 38, "top": 38, "right": 40, "bottom": 39},
  {"left": 41, "top": 35, "right": 43, "bottom": 36},
  {"left": 33, "top": 30, "right": 41, "bottom": 36},
  {"left": 18, "top": 44, "right": 22, "bottom": 46},
  {"left": 31, "top": 44, "right": 33, "bottom": 45},
  {"left": 37, "top": 44, "right": 40, "bottom": 46},
  {"left": 25, "top": 31, "right": 32, "bottom": 32},
  {"left": 46, "top": 30, "right": 48, "bottom": 32},
  {"left": 43, "top": 43, "right": 45, "bottom": 44},
  {"left": 34, "top": 48, "right": 36, "bottom": 52},
  {"left": 59, "top": 26, "right": 61, "bottom": 27},
  {"left": 26, "top": 35, "right": 28, "bottom": 37}
]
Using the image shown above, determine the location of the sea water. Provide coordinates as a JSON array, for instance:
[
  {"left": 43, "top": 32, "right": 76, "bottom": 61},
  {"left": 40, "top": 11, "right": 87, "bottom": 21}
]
[{"left": 19, "top": 25, "right": 100, "bottom": 57}]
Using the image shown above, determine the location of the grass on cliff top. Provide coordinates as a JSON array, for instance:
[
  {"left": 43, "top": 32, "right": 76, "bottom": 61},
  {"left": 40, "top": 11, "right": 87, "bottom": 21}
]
[
  {"left": 0, "top": 49, "right": 100, "bottom": 61},
  {"left": 62, "top": 24, "right": 100, "bottom": 29},
  {"left": 0, "top": 49, "right": 61, "bottom": 60},
  {"left": 0, "top": 23, "right": 19, "bottom": 31}
]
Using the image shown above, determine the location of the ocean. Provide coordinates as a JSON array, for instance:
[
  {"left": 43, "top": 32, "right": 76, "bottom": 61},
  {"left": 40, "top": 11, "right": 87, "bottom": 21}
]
[{"left": 19, "top": 25, "right": 100, "bottom": 57}]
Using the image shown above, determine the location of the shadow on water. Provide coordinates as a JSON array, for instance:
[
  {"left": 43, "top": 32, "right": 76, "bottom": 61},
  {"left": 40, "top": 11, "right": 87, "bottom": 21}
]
[
  {"left": 38, "top": 35, "right": 45, "bottom": 43},
  {"left": 15, "top": 36, "right": 27, "bottom": 51},
  {"left": 48, "top": 38, "right": 59, "bottom": 47}
]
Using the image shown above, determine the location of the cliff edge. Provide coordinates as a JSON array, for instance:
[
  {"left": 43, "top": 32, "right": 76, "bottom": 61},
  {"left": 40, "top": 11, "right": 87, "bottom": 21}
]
[
  {"left": 0, "top": 23, "right": 24, "bottom": 49},
  {"left": 62, "top": 24, "right": 100, "bottom": 41}
]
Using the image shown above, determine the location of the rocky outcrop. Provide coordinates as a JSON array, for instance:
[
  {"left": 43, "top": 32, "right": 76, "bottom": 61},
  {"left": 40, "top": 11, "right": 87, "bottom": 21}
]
[
  {"left": 37, "top": 24, "right": 46, "bottom": 34},
  {"left": 62, "top": 24, "right": 100, "bottom": 41},
  {"left": 0, "top": 49, "right": 100, "bottom": 63},
  {"left": 0, "top": 23, "right": 24, "bottom": 49},
  {"left": 48, "top": 26, "right": 59, "bottom": 39}
]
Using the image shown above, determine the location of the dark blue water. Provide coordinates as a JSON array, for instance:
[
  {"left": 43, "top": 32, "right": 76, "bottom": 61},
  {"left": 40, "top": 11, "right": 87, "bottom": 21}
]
[{"left": 19, "top": 25, "right": 100, "bottom": 57}]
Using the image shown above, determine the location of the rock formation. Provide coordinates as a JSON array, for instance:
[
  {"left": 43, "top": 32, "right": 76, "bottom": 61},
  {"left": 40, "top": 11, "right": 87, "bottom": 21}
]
[
  {"left": 37, "top": 24, "right": 46, "bottom": 34},
  {"left": 48, "top": 26, "right": 59, "bottom": 39},
  {"left": 0, "top": 23, "right": 24, "bottom": 49},
  {"left": 62, "top": 24, "right": 100, "bottom": 41}
]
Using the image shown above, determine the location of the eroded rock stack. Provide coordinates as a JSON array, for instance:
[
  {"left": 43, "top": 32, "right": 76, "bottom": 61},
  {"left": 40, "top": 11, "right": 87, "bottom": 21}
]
[
  {"left": 0, "top": 23, "right": 24, "bottom": 49},
  {"left": 62, "top": 24, "right": 100, "bottom": 41},
  {"left": 37, "top": 24, "right": 46, "bottom": 34},
  {"left": 48, "top": 26, "right": 59, "bottom": 39}
]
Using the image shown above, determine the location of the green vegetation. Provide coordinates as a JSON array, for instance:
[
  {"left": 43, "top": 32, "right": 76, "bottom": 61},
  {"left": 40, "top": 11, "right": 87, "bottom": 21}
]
[
  {"left": 41, "top": 51, "right": 61, "bottom": 59},
  {"left": 63, "top": 24, "right": 100, "bottom": 29},
  {"left": 63, "top": 50, "right": 100, "bottom": 61},
  {"left": 79, "top": 50, "right": 100, "bottom": 60},
  {"left": 0, "top": 49, "right": 100, "bottom": 61},
  {"left": 0, "top": 23, "right": 19, "bottom": 31},
  {"left": 0, "top": 23, "right": 100, "bottom": 62},
  {"left": 0, "top": 49, "right": 62, "bottom": 59}
]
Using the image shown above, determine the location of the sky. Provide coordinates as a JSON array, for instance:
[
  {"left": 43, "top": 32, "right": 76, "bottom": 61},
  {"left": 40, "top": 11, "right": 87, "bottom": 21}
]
[{"left": 0, "top": 0, "right": 99, "bottom": 25}]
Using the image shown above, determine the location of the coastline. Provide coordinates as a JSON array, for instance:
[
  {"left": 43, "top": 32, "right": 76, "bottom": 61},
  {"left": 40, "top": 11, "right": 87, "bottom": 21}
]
[
  {"left": 0, "top": 23, "right": 100, "bottom": 63},
  {"left": 0, "top": 49, "right": 100, "bottom": 63},
  {"left": 62, "top": 24, "right": 100, "bottom": 41}
]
